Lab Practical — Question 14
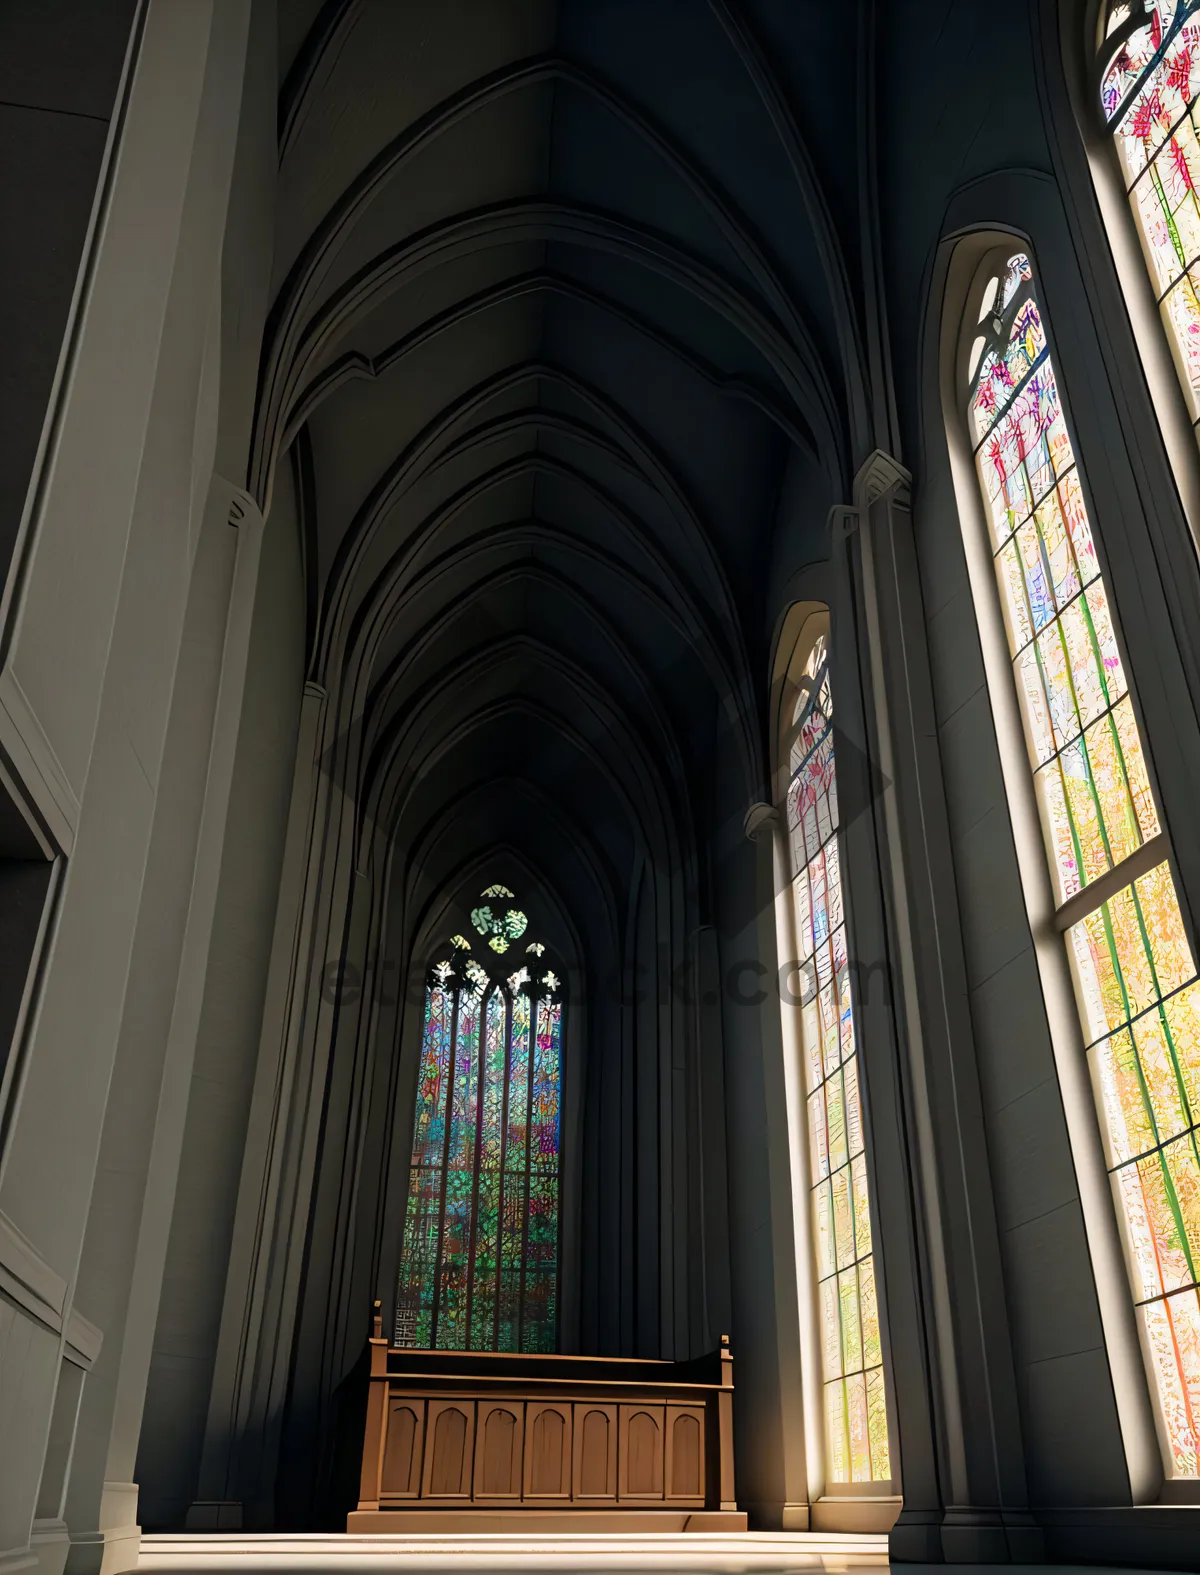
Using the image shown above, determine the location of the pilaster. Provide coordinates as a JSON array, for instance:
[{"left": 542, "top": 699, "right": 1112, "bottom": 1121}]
[
  {"left": 64, "top": 479, "right": 264, "bottom": 1575},
  {"left": 740, "top": 803, "right": 811, "bottom": 1532},
  {"left": 187, "top": 679, "right": 329, "bottom": 1528},
  {"left": 842, "top": 450, "right": 1041, "bottom": 1561}
]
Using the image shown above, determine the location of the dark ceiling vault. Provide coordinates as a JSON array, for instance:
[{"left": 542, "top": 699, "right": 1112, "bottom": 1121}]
[{"left": 252, "top": 0, "right": 873, "bottom": 956}]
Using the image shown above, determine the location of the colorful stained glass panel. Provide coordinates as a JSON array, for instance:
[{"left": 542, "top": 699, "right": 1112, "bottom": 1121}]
[
  {"left": 395, "top": 896, "right": 563, "bottom": 1356},
  {"left": 1106, "top": 3, "right": 1200, "bottom": 430},
  {"left": 788, "top": 636, "right": 891, "bottom": 1483},
  {"left": 970, "top": 240, "right": 1200, "bottom": 1475}
]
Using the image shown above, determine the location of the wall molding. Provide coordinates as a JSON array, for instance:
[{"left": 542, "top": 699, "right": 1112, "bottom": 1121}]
[
  {"left": 0, "top": 1207, "right": 66, "bottom": 1333},
  {"left": 0, "top": 670, "right": 77, "bottom": 856}
]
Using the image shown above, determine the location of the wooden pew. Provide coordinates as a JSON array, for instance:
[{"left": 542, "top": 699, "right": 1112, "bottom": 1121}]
[{"left": 349, "top": 1304, "right": 746, "bottom": 1531}]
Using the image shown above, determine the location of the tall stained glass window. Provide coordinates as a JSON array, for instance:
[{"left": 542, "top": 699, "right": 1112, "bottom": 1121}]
[
  {"left": 1101, "top": 1, "right": 1200, "bottom": 438},
  {"left": 785, "top": 632, "right": 891, "bottom": 1484},
  {"left": 395, "top": 885, "right": 563, "bottom": 1353},
  {"left": 967, "top": 251, "right": 1200, "bottom": 1476}
]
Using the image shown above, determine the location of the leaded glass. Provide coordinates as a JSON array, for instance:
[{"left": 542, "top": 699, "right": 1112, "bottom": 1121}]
[
  {"left": 968, "top": 250, "right": 1200, "bottom": 1476},
  {"left": 786, "top": 634, "right": 891, "bottom": 1484},
  {"left": 1102, "top": 1, "right": 1200, "bottom": 438},
  {"left": 395, "top": 888, "right": 563, "bottom": 1353}
]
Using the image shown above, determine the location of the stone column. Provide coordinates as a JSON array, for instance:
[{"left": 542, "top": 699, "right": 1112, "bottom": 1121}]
[
  {"left": 63, "top": 485, "right": 263, "bottom": 1575},
  {"left": 185, "top": 680, "right": 330, "bottom": 1529},
  {"left": 0, "top": 6, "right": 257, "bottom": 1569},
  {"left": 842, "top": 450, "right": 1039, "bottom": 1561},
  {"left": 730, "top": 805, "right": 811, "bottom": 1530}
]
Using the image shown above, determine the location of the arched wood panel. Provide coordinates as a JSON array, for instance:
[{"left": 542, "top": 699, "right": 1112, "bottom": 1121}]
[
  {"left": 380, "top": 1398, "right": 424, "bottom": 1496},
  {"left": 524, "top": 1403, "right": 571, "bottom": 1499},
  {"left": 665, "top": 1405, "right": 704, "bottom": 1501},
  {"left": 571, "top": 1403, "right": 616, "bottom": 1500},
  {"left": 422, "top": 1401, "right": 474, "bottom": 1497},
  {"left": 617, "top": 1404, "right": 664, "bottom": 1500},
  {"left": 474, "top": 1404, "right": 523, "bottom": 1498}
]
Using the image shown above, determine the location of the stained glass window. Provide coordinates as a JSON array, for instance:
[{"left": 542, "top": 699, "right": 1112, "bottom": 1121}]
[
  {"left": 967, "top": 250, "right": 1200, "bottom": 1477},
  {"left": 1101, "top": 1, "right": 1200, "bottom": 437},
  {"left": 785, "top": 633, "right": 891, "bottom": 1484},
  {"left": 394, "top": 887, "right": 562, "bottom": 1353}
]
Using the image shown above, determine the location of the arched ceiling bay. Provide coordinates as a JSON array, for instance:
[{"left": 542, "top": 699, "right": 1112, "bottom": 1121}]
[{"left": 259, "top": 0, "right": 866, "bottom": 942}]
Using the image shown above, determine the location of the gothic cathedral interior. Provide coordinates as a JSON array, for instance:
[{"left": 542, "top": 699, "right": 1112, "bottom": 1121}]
[{"left": 3, "top": 2, "right": 1200, "bottom": 1571}]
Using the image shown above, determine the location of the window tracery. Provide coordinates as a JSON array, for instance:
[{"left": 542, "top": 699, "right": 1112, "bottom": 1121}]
[
  {"left": 395, "top": 887, "right": 562, "bottom": 1353},
  {"left": 966, "top": 249, "right": 1200, "bottom": 1476}
]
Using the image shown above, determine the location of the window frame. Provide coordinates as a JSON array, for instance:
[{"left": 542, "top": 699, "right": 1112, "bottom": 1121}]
[
  {"left": 769, "top": 601, "right": 897, "bottom": 1502},
  {"left": 942, "top": 226, "right": 1200, "bottom": 1499}
]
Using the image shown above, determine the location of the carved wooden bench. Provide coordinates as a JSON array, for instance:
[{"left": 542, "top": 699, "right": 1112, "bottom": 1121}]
[{"left": 350, "top": 1307, "right": 746, "bottom": 1531}]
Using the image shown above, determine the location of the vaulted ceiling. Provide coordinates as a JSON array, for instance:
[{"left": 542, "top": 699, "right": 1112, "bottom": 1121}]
[{"left": 255, "top": 0, "right": 870, "bottom": 950}]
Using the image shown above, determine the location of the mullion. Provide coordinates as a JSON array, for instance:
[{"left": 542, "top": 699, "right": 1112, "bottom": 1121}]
[
  {"left": 494, "top": 989, "right": 512, "bottom": 1353},
  {"left": 429, "top": 983, "right": 462, "bottom": 1349},
  {"left": 518, "top": 994, "right": 536, "bottom": 1349},
  {"left": 464, "top": 991, "right": 490, "bottom": 1347}
]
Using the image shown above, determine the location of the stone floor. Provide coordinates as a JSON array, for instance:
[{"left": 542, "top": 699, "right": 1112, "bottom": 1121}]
[
  {"left": 134, "top": 1534, "right": 1168, "bottom": 1575},
  {"left": 137, "top": 1533, "right": 890, "bottom": 1572}
]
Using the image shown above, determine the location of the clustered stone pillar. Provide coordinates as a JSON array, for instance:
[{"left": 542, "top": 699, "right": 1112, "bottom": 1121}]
[{"left": 841, "top": 451, "right": 1040, "bottom": 1561}]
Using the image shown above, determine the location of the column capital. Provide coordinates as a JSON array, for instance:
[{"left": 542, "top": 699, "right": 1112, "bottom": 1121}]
[
  {"left": 743, "top": 802, "right": 780, "bottom": 842},
  {"left": 225, "top": 483, "right": 264, "bottom": 534},
  {"left": 853, "top": 449, "right": 912, "bottom": 510}
]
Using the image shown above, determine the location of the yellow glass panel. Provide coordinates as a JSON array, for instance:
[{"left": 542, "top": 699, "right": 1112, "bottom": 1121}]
[
  {"left": 1034, "top": 756, "right": 1080, "bottom": 902},
  {"left": 839, "top": 1268, "right": 862, "bottom": 1372},
  {"left": 814, "top": 1179, "right": 835, "bottom": 1280},
  {"left": 832, "top": 1166, "right": 855, "bottom": 1271},
  {"left": 827, "top": 1070, "right": 848, "bottom": 1174},
  {"left": 820, "top": 1277, "right": 841, "bottom": 1380},
  {"left": 847, "top": 1373, "right": 871, "bottom": 1482},
  {"left": 1091, "top": 1028, "right": 1155, "bottom": 1166},
  {"left": 1059, "top": 736, "right": 1109, "bottom": 888},
  {"left": 852, "top": 1151, "right": 873, "bottom": 1257},
  {"left": 825, "top": 1383, "right": 848, "bottom": 1484},
  {"left": 1141, "top": 1291, "right": 1200, "bottom": 1477},
  {"left": 808, "top": 1084, "right": 829, "bottom": 1185},
  {"left": 860, "top": 1257, "right": 883, "bottom": 1367},
  {"left": 867, "top": 1366, "right": 891, "bottom": 1480}
]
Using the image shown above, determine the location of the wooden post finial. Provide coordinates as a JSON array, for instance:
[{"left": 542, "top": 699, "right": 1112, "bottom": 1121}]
[{"left": 371, "top": 1299, "right": 383, "bottom": 1340}]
